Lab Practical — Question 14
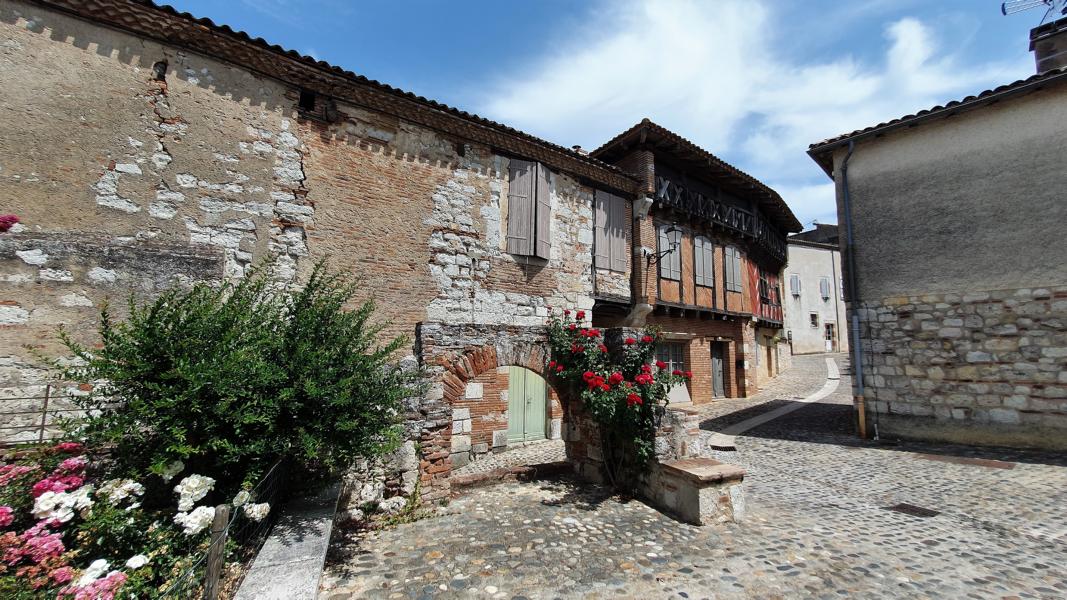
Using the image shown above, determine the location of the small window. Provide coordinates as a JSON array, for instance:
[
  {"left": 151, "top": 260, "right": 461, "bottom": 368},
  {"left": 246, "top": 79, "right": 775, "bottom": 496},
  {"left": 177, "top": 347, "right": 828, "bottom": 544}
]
[
  {"left": 809, "top": 312, "right": 820, "bottom": 328},
  {"left": 840, "top": 278, "right": 846, "bottom": 301},
  {"left": 298, "top": 89, "right": 317, "bottom": 112},
  {"left": 656, "top": 342, "right": 686, "bottom": 372},
  {"left": 758, "top": 270, "right": 772, "bottom": 304},
  {"left": 657, "top": 225, "right": 682, "bottom": 281}
]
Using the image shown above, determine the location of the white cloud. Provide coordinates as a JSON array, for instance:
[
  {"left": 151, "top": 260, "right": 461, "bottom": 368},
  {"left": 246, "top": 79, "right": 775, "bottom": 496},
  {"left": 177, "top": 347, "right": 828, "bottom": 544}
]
[{"left": 477, "top": 0, "right": 1030, "bottom": 226}]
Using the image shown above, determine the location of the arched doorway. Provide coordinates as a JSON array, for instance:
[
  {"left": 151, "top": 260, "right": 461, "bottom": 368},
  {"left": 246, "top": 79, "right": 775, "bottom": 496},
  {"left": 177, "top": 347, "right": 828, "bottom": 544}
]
[{"left": 507, "top": 366, "right": 548, "bottom": 443}]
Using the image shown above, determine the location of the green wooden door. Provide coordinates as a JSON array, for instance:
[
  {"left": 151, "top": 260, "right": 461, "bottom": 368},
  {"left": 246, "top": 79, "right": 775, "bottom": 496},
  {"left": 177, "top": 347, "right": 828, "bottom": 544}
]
[{"left": 507, "top": 366, "right": 547, "bottom": 443}]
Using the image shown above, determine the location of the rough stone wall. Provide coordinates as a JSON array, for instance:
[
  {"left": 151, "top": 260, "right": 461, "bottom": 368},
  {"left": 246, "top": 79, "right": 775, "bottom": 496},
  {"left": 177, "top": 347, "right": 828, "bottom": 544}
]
[
  {"left": 857, "top": 285, "right": 1067, "bottom": 450},
  {"left": 0, "top": 3, "right": 312, "bottom": 435}
]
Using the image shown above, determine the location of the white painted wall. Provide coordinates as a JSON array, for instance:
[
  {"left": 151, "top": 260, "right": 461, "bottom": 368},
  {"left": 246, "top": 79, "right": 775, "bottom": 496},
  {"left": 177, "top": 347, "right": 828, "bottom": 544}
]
[{"left": 783, "top": 242, "right": 848, "bottom": 355}]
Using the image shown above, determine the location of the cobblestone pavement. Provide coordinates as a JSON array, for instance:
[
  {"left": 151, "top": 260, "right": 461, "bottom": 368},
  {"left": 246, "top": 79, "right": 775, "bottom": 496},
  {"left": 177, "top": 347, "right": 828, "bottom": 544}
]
[
  {"left": 453, "top": 440, "right": 567, "bottom": 476},
  {"left": 321, "top": 354, "right": 1067, "bottom": 599}
]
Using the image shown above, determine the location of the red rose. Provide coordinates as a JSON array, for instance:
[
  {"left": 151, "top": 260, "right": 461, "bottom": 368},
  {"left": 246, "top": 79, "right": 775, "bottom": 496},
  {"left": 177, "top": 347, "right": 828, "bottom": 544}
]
[
  {"left": 608, "top": 372, "right": 624, "bottom": 385},
  {"left": 624, "top": 381, "right": 633, "bottom": 388},
  {"left": 599, "top": 383, "right": 610, "bottom": 391},
  {"left": 642, "top": 335, "right": 654, "bottom": 343},
  {"left": 576, "top": 310, "right": 586, "bottom": 320},
  {"left": 672, "top": 369, "right": 683, "bottom": 376},
  {"left": 655, "top": 360, "right": 667, "bottom": 370},
  {"left": 598, "top": 344, "right": 608, "bottom": 353},
  {"left": 548, "top": 360, "right": 556, "bottom": 368},
  {"left": 588, "top": 329, "right": 601, "bottom": 338},
  {"left": 684, "top": 370, "right": 693, "bottom": 379},
  {"left": 626, "top": 393, "right": 643, "bottom": 407},
  {"left": 563, "top": 309, "right": 571, "bottom": 316},
  {"left": 635, "top": 374, "right": 653, "bottom": 385},
  {"left": 624, "top": 337, "right": 637, "bottom": 345},
  {"left": 568, "top": 323, "right": 577, "bottom": 331},
  {"left": 640, "top": 364, "right": 652, "bottom": 373},
  {"left": 583, "top": 371, "right": 595, "bottom": 381},
  {"left": 556, "top": 365, "right": 564, "bottom": 373}
]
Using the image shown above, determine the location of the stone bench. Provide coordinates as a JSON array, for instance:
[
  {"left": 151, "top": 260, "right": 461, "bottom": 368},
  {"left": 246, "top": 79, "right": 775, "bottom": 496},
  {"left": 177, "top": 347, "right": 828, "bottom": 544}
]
[{"left": 642, "top": 457, "right": 746, "bottom": 525}]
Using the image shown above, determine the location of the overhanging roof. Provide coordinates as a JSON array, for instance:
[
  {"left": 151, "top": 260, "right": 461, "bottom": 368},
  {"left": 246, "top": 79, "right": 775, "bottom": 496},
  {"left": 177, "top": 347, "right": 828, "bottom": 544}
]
[
  {"left": 593, "top": 119, "right": 803, "bottom": 233},
  {"left": 807, "top": 66, "right": 1067, "bottom": 177}
]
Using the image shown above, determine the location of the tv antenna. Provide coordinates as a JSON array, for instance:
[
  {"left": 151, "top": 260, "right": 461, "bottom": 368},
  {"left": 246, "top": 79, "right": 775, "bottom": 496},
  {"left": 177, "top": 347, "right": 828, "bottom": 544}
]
[{"left": 1002, "top": 0, "right": 1067, "bottom": 22}]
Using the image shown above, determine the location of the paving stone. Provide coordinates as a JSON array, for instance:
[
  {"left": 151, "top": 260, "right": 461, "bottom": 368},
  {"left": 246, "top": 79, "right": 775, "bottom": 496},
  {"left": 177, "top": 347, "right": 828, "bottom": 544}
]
[{"left": 321, "top": 354, "right": 1067, "bottom": 599}]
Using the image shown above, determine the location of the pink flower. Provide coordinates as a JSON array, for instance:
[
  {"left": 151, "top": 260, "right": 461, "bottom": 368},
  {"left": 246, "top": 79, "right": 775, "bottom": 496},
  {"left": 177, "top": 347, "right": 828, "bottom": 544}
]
[
  {"left": 56, "top": 456, "right": 87, "bottom": 474},
  {"left": 61, "top": 570, "right": 127, "bottom": 600},
  {"left": 31, "top": 475, "right": 84, "bottom": 498},
  {"left": 51, "top": 566, "right": 73, "bottom": 584},
  {"left": 0, "top": 506, "right": 12, "bottom": 528},
  {"left": 0, "top": 465, "right": 35, "bottom": 487},
  {"left": 55, "top": 442, "right": 83, "bottom": 454},
  {"left": 19, "top": 522, "right": 64, "bottom": 563}
]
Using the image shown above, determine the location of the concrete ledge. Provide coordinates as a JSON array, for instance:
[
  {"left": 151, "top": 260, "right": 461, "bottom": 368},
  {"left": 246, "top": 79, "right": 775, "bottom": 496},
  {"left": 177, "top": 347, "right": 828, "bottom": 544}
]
[
  {"left": 641, "top": 457, "right": 746, "bottom": 526},
  {"left": 234, "top": 482, "right": 340, "bottom": 600},
  {"left": 661, "top": 458, "right": 746, "bottom": 484}
]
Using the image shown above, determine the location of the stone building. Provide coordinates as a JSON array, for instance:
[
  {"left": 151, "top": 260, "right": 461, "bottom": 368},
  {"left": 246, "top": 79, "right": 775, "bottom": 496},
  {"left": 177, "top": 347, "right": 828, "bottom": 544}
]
[
  {"left": 590, "top": 121, "right": 801, "bottom": 402},
  {"left": 0, "top": 0, "right": 792, "bottom": 498},
  {"left": 807, "top": 18, "right": 1067, "bottom": 450},
  {"left": 784, "top": 229, "right": 848, "bottom": 355}
]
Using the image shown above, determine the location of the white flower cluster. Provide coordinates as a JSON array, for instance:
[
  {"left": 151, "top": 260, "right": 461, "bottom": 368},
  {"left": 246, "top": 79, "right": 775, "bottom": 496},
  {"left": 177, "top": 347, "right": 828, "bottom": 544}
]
[
  {"left": 97, "top": 479, "right": 145, "bottom": 506},
  {"left": 77, "top": 559, "right": 110, "bottom": 586},
  {"left": 161, "top": 460, "right": 184, "bottom": 482},
  {"left": 125, "top": 554, "right": 149, "bottom": 570},
  {"left": 174, "top": 474, "right": 215, "bottom": 512},
  {"left": 244, "top": 502, "right": 270, "bottom": 522},
  {"left": 32, "top": 486, "right": 94, "bottom": 523},
  {"left": 232, "top": 490, "right": 250, "bottom": 508},
  {"left": 173, "top": 505, "right": 216, "bottom": 535}
]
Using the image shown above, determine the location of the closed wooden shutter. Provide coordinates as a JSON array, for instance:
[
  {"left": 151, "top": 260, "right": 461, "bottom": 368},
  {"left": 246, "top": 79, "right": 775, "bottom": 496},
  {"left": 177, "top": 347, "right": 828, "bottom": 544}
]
[
  {"left": 819, "top": 277, "right": 831, "bottom": 300},
  {"left": 694, "top": 237, "right": 704, "bottom": 287},
  {"left": 789, "top": 274, "right": 801, "bottom": 296},
  {"left": 534, "top": 162, "right": 552, "bottom": 260},
  {"left": 506, "top": 159, "right": 534, "bottom": 255},
  {"left": 608, "top": 192, "right": 628, "bottom": 272},
  {"left": 694, "top": 236, "right": 713, "bottom": 287},
  {"left": 594, "top": 190, "right": 609, "bottom": 268},
  {"left": 732, "top": 248, "right": 743, "bottom": 292},
  {"left": 724, "top": 247, "right": 734, "bottom": 290}
]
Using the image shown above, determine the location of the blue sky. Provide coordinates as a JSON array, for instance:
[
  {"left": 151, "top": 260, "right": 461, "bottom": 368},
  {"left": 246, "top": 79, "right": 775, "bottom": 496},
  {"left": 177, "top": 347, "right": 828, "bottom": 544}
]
[{"left": 166, "top": 0, "right": 1047, "bottom": 228}]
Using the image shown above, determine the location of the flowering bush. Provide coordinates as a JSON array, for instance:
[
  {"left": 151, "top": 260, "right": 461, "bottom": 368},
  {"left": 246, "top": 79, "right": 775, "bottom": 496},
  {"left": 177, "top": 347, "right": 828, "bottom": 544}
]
[
  {"left": 545, "top": 309, "right": 689, "bottom": 489},
  {"left": 0, "top": 444, "right": 273, "bottom": 598}
]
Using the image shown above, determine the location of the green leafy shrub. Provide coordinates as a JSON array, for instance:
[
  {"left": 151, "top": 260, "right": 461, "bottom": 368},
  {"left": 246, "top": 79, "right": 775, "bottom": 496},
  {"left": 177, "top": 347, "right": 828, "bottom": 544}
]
[{"left": 56, "top": 261, "right": 419, "bottom": 499}]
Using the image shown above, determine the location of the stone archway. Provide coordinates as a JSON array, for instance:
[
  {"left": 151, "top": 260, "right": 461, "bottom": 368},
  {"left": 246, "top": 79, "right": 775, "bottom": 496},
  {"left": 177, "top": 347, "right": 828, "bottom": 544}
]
[{"left": 414, "top": 323, "right": 565, "bottom": 501}]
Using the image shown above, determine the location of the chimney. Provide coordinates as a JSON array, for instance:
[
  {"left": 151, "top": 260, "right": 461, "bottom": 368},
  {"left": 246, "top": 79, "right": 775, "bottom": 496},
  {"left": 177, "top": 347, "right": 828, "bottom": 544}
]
[
  {"left": 571, "top": 145, "right": 589, "bottom": 156},
  {"left": 1030, "top": 16, "right": 1067, "bottom": 74}
]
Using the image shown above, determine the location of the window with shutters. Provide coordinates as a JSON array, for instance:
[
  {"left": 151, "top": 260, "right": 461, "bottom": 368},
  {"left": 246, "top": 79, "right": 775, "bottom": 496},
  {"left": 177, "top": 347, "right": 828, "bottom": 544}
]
[
  {"left": 809, "top": 312, "right": 819, "bottom": 328},
  {"left": 724, "top": 246, "right": 743, "bottom": 292},
  {"left": 693, "top": 236, "right": 714, "bottom": 288},
  {"left": 819, "top": 277, "right": 831, "bottom": 300},
  {"left": 758, "top": 270, "right": 771, "bottom": 304},
  {"left": 657, "top": 225, "right": 682, "bottom": 281},
  {"left": 594, "top": 190, "right": 628, "bottom": 272},
  {"left": 506, "top": 159, "right": 552, "bottom": 260},
  {"left": 789, "top": 274, "right": 801, "bottom": 297}
]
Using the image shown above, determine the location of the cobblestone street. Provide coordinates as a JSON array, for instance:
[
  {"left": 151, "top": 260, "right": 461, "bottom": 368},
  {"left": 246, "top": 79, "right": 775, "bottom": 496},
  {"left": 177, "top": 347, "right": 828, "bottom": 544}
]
[{"left": 321, "top": 354, "right": 1067, "bottom": 599}]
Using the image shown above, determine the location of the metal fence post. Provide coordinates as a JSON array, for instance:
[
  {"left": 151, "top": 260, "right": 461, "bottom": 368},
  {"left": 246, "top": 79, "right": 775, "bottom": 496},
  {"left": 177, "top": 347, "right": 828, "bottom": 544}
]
[
  {"left": 38, "top": 384, "right": 51, "bottom": 444},
  {"left": 203, "top": 504, "right": 230, "bottom": 600}
]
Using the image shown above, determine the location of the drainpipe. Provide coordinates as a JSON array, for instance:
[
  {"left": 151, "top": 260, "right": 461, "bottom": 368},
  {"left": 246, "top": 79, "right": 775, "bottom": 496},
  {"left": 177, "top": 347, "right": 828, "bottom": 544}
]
[{"left": 840, "top": 140, "right": 876, "bottom": 440}]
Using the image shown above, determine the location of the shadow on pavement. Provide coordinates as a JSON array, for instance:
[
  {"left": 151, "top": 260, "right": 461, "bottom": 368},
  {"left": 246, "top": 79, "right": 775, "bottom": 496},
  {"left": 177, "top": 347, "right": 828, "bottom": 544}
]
[{"left": 716, "top": 396, "right": 1067, "bottom": 468}]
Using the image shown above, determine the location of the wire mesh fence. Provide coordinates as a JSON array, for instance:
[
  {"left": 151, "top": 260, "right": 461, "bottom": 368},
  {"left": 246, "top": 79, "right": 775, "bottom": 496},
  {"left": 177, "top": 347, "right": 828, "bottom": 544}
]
[{"left": 160, "top": 459, "right": 289, "bottom": 599}]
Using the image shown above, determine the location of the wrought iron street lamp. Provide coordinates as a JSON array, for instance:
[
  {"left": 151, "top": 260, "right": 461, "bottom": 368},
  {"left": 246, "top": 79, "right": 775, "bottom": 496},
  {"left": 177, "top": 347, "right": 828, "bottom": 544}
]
[{"left": 646, "top": 224, "right": 681, "bottom": 267}]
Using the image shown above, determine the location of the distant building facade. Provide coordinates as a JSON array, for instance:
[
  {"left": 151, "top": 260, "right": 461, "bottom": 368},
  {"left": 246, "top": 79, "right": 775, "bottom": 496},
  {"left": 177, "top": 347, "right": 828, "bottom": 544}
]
[
  {"left": 807, "top": 18, "right": 1067, "bottom": 450},
  {"left": 784, "top": 233, "right": 847, "bottom": 355}
]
